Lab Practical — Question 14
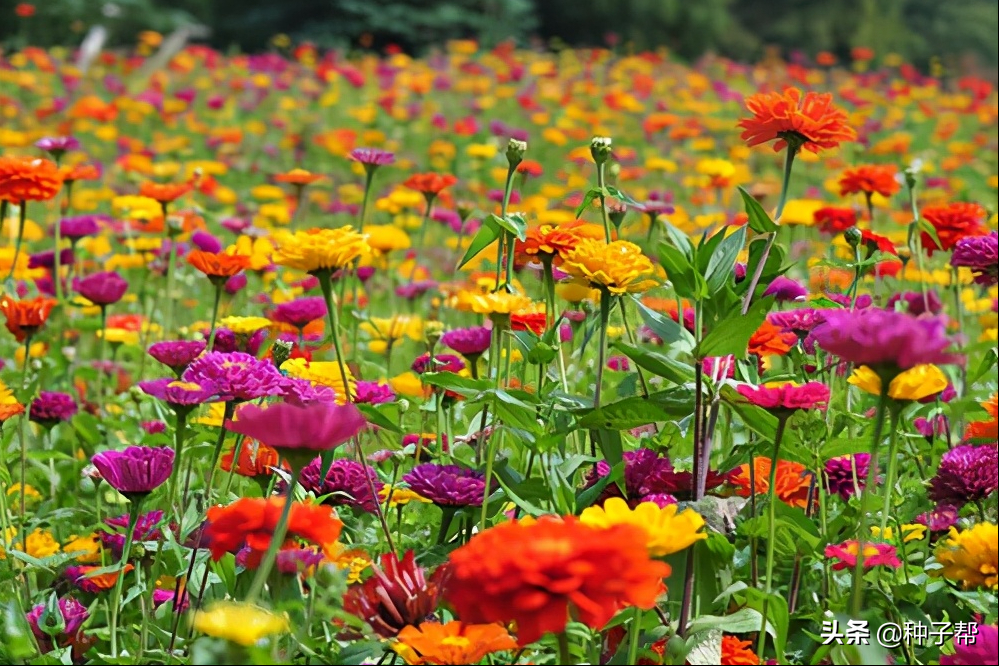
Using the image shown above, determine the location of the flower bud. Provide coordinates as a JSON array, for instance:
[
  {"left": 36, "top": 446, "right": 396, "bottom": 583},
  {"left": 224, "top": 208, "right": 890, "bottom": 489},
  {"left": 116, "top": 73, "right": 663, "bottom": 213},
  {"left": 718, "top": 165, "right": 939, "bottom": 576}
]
[
  {"left": 39, "top": 593, "right": 66, "bottom": 637},
  {"left": 505, "top": 139, "right": 527, "bottom": 169},
  {"left": 844, "top": 226, "right": 863, "bottom": 249},
  {"left": 424, "top": 320, "right": 445, "bottom": 349},
  {"left": 271, "top": 339, "right": 293, "bottom": 368},
  {"left": 590, "top": 136, "right": 612, "bottom": 165}
]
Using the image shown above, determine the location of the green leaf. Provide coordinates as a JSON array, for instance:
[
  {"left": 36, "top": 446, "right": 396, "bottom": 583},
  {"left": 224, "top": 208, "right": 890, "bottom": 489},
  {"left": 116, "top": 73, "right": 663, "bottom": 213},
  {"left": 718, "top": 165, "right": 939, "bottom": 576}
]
[
  {"left": 590, "top": 429, "right": 622, "bottom": 469},
  {"left": 663, "top": 222, "right": 695, "bottom": 260},
  {"left": 72, "top": 412, "right": 102, "bottom": 447},
  {"left": 704, "top": 225, "right": 747, "bottom": 294},
  {"left": 720, "top": 385, "right": 779, "bottom": 441},
  {"left": 421, "top": 372, "right": 490, "bottom": 397},
  {"left": 355, "top": 404, "right": 402, "bottom": 434},
  {"left": 574, "top": 188, "right": 603, "bottom": 218},
  {"left": 575, "top": 461, "right": 622, "bottom": 511},
  {"left": 577, "top": 395, "right": 680, "bottom": 430},
  {"left": 808, "top": 295, "right": 845, "bottom": 310},
  {"left": 738, "top": 186, "right": 779, "bottom": 234},
  {"left": 456, "top": 216, "right": 501, "bottom": 269},
  {"left": 696, "top": 296, "right": 774, "bottom": 359},
  {"left": 659, "top": 241, "right": 705, "bottom": 299},
  {"left": 687, "top": 607, "right": 776, "bottom": 639},
  {"left": 491, "top": 212, "right": 528, "bottom": 241},
  {"left": 605, "top": 185, "right": 639, "bottom": 206},
  {"left": 634, "top": 297, "right": 696, "bottom": 350},
  {"left": 613, "top": 342, "right": 694, "bottom": 385}
]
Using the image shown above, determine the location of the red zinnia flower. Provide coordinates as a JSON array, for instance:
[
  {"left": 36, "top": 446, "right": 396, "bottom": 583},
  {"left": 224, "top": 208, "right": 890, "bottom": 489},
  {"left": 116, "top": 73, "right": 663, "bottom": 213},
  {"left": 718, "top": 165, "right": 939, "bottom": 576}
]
[
  {"left": 139, "top": 181, "right": 193, "bottom": 204},
  {"left": 838, "top": 164, "right": 901, "bottom": 199},
  {"left": 813, "top": 206, "right": 857, "bottom": 235},
  {"left": 738, "top": 88, "right": 856, "bottom": 153},
  {"left": 511, "top": 311, "right": 546, "bottom": 336},
  {"left": 826, "top": 540, "right": 902, "bottom": 570},
  {"left": 921, "top": 202, "right": 988, "bottom": 255},
  {"left": 1, "top": 296, "right": 57, "bottom": 342},
  {"left": 403, "top": 173, "right": 457, "bottom": 198},
  {"left": 343, "top": 550, "right": 446, "bottom": 638}
]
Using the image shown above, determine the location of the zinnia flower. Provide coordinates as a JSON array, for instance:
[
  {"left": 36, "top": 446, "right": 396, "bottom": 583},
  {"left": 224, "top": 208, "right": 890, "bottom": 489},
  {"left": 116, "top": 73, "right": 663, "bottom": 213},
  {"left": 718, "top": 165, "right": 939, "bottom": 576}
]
[
  {"left": 939, "top": 623, "right": 998, "bottom": 665},
  {"left": 440, "top": 326, "right": 492, "bottom": 356},
  {"left": 270, "top": 296, "right": 327, "bottom": 329},
  {"left": 192, "top": 601, "right": 289, "bottom": 646},
  {"left": 299, "top": 457, "right": 383, "bottom": 512},
  {"left": 350, "top": 147, "right": 396, "bottom": 168},
  {"left": 343, "top": 550, "right": 445, "bottom": 638},
  {"left": 204, "top": 497, "right": 342, "bottom": 567},
  {"left": 934, "top": 523, "right": 999, "bottom": 589},
  {"left": 921, "top": 203, "right": 988, "bottom": 255},
  {"left": 731, "top": 457, "right": 812, "bottom": 508},
  {"left": 825, "top": 540, "right": 902, "bottom": 570},
  {"left": 186, "top": 249, "right": 252, "bottom": 283},
  {"left": 721, "top": 635, "right": 760, "bottom": 665},
  {"left": 182, "top": 351, "right": 286, "bottom": 402},
  {"left": 225, "top": 400, "right": 366, "bottom": 457},
  {"left": 928, "top": 445, "right": 998, "bottom": 508},
  {"left": 824, "top": 454, "right": 873, "bottom": 500},
  {"left": 0, "top": 155, "right": 63, "bottom": 201},
  {"left": 403, "top": 464, "right": 486, "bottom": 507},
  {"left": 848, "top": 364, "right": 949, "bottom": 401},
  {"left": 951, "top": 231, "right": 998, "bottom": 286},
  {"left": 811, "top": 309, "right": 962, "bottom": 373},
  {"left": 561, "top": 239, "right": 659, "bottom": 295},
  {"left": 221, "top": 439, "right": 283, "bottom": 478},
  {"left": 74, "top": 271, "right": 129, "bottom": 306},
  {"left": 579, "top": 497, "right": 706, "bottom": 556},
  {"left": 965, "top": 394, "right": 998, "bottom": 442},
  {"left": 26, "top": 596, "right": 88, "bottom": 652},
  {"left": 139, "top": 181, "right": 192, "bottom": 204},
  {"left": 1, "top": 296, "right": 57, "bottom": 342},
  {"left": 91, "top": 446, "right": 174, "bottom": 499},
  {"left": 813, "top": 206, "right": 858, "bottom": 235},
  {"left": 736, "top": 382, "right": 830, "bottom": 414},
  {"left": 272, "top": 227, "right": 370, "bottom": 274},
  {"left": 146, "top": 340, "right": 206, "bottom": 376},
  {"left": 29, "top": 391, "right": 77, "bottom": 426},
  {"left": 403, "top": 173, "right": 457, "bottom": 199},
  {"left": 394, "top": 622, "right": 517, "bottom": 665},
  {"left": 737, "top": 88, "right": 856, "bottom": 153},
  {"left": 838, "top": 164, "right": 901, "bottom": 199},
  {"left": 65, "top": 564, "right": 133, "bottom": 593},
  {"left": 445, "top": 516, "right": 669, "bottom": 645}
]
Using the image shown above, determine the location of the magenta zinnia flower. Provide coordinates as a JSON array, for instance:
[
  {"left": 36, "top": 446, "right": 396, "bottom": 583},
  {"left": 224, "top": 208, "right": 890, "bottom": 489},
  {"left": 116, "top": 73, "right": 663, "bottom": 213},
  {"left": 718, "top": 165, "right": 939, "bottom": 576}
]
[
  {"left": 411, "top": 353, "right": 465, "bottom": 375},
  {"left": 354, "top": 381, "right": 396, "bottom": 405},
  {"left": 29, "top": 391, "right": 78, "bottom": 427},
  {"left": 928, "top": 445, "right": 998, "bottom": 508},
  {"left": 29, "top": 249, "right": 74, "bottom": 269},
  {"left": 139, "top": 378, "right": 217, "bottom": 413},
  {"left": 225, "top": 400, "right": 366, "bottom": 452},
  {"left": 940, "top": 623, "right": 998, "bottom": 665},
  {"left": 811, "top": 309, "right": 962, "bottom": 371},
  {"left": 91, "top": 446, "right": 174, "bottom": 498},
  {"left": 299, "top": 457, "right": 383, "bottom": 512},
  {"left": 26, "top": 596, "right": 88, "bottom": 651},
  {"left": 350, "top": 147, "right": 395, "bottom": 169},
  {"left": 75, "top": 271, "right": 129, "bottom": 306},
  {"left": 147, "top": 340, "right": 206, "bottom": 376},
  {"left": 35, "top": 135, "right": 80, "bottom": 156},
  {"left": 736, "top": 382, "right": 830, "bottom": 412},
  {"left": 950, "top": 231, "right": 998, "bottom": 287},
  {"left": 763, "top": 275, "right": 808, "bottom": 302},
  {"left": 441, "top": 326, "right": 491, "bottom": 356},
  {"left": 270, "top": 296, "right": 327, "bottom": 329},
  {"left": 825, "top": 540, "right": 902, "bottom": 570},
  {"left": 403, "top": 463, "right": 486, "bottom": 507},
  {"left": 59, "top": 215, "right": 103, "bottom": 241},
  {"left": 102, "top": 510, "right": 165, "bottom": 557},
  {"left": 914, "top": 504, "right": 960, "bottom": 532},
  {"left": 182, "top": 351, "right": 285, "bottom": 401},
  {"left": 279, "top": 377, "right": 338, "bottom": 406},
  {"left": 824, "top": 453, "right": 873, "bottom": 500},
  {"left": 767, "top": 308, "right": 825, "bottom": 338}
]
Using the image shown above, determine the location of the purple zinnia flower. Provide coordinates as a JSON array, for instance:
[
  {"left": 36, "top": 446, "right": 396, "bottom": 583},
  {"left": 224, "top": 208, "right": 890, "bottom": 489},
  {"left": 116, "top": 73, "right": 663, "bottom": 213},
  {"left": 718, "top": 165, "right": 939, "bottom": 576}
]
[
  {"left": 767, "top": 308, "right": 824, "bottom": 338},
  {"left": 102, "top": 510, "right": 165, "bottom": 557},
  {"left": 354, "top": 381, "right": 396, "bottom": 405},
  {"left": 28, "top": 249, "right": 74, "bottom": 270},
  {"left": 824, "top": 453, "right": 873, "bottom": 501},
  {"left": 928, "top": 445, "right": 998, "bottom": 508},
  {"left": 182, "top": 351, "right": 285, "bottom": 401},
  {"left": 403, "top": 463, "right": 486, "bottom": 507},
  {"left": 279, "top": 377, "right": 338, "bottom": 406},
  {"left": 914, "top": 414, "right": 949, "bottom": 440},
  {"left": 411, "top": 353, "right": 465, "bottom": 375},
  {"left": 395, "top": 280, "right": 437, "bottom": 301},
  {"left": 91, "top": 445, "right": 175, "bottom": 498},
  {"left": 607, "top": 355, "right": 630, "bottom": 371},
  {"left": 139, "top": 377, "right": 217, "bottom": 413},
  {"left": 270, "top": 296, "right": 327, "bottom": 329},
  {"left": 75, "top": 271, "right": 129, "bottom": 306},
  {"left": 29, "top": 391, "right": 78, "bottom": 426},
  {"left": 153, "top": 586, "right": 189, "bottom": 611},
  {"left": 26, "top": 596, "right": 88, "bottom": 650},
  {"left": 226, "top": 401, "right": 367, "bottom": 452},
  {"left": 191, "top": 230, "right": 223, "bottom": 253},
  {"left": 940, "top": 623, "right": 998, "bottom": 665},
  {"left": 914, "top": 504, "right": 960, "bottom": 532},
  {"left": 811, "top": 309, "right": 962, "bottom": 371},
  {"left": 207, "top": 327, "right": 267, "bottom": 355},
  {"left": 142, "top": 420, "right": 167, "bottom": 434},
  {"left": 589, "top": 448, "right": 726, "bottom": 503},
  {"left": 886, "top": 290, "right": 943, "bottom": 316},
  {"left": 951, "top": 231, "right": 998, "bottom": 287},
  {"left": 220, "top": 217, "right": 252, "bottom": 234},
  {"left": 224, "top": 273, "right": 247, "bottom": 295},
  {"left": 441, "top": 326, "right": 491, "bottom": 356},
  {"left": 299, "top": 457, "right": 383, "bottom": 512},
  {"left": 350, "top": 147, "right": 395, "bottom": 169},
  {"left": 58, "top": 215, "right": 102, "bottom": 241},
  {"left": 35, "top": 135, "right": 80, "bottom": 156},
  {"left": 763, "top": 275, "right": 808, "bottom": 302},
  {"left": 147, "top": 339, "right": 206, "bottom": 376}
]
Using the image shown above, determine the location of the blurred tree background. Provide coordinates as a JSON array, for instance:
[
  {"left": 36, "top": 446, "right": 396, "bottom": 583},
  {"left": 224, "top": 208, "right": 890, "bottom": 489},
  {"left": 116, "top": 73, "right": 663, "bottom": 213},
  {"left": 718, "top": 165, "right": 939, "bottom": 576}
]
[{"left": 0, "top": 0, "right": 996, "bottom": 72}]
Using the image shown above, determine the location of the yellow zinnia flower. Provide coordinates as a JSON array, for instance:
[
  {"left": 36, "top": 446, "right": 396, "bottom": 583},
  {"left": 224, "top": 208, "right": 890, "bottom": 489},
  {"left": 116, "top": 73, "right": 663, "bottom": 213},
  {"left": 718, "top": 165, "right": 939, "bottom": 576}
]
[
  {"left": 871, "top": 523, "right": 926, "bottom": 543},
  {"left": 192, "top": 601, "right": 289, "bottom": 646},
  {"left": 63, "top": 533, "right": 103, "bottom": 563},
  {"left": 934, "top": 522, "right": 998, "bottom": 590},
  {"left": 218, "top": 316, "right": 272, "bottom": 335},
  {"left": 363, "top": 225, "right": 411, "bottom": 256},
  {"left": 379, "top": 486, "right": 432, "bottom": 507},
  {"left": 281, "top": 358, "right": 356, "bottom": 404},
  {"left": 272, "top": 227, "right": 370, "bottom": 274},
  {"left": 456, "top": 290, "right": 534, "bottom": 316},
  {"left": 1, "top": 528, "right": 61, "bottom": 560},
  {"left": 579, "top": 497, "right": 707, "bottom": 557},
  {"left": 561, "top": 239, "right": 660, "bottom": 295},
  {"left": 849, "top": 364, "right": 949, "bottom": 401},
  {"left": 362, "top": 315, "right": 424, "bottom": 343}
]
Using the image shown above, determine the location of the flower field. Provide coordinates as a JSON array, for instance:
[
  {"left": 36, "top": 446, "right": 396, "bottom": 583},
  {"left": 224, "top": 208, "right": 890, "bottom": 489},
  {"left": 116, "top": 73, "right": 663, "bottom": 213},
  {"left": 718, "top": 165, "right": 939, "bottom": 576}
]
[{"left": 0, "top": 36, "right": 996, "bottom": 666}]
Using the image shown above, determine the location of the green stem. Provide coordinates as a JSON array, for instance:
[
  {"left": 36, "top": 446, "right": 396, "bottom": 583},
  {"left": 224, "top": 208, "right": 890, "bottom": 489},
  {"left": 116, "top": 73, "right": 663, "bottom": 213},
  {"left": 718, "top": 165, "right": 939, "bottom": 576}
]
[
  {"left": 851, "top": 387, "right": 890, "bottom": 616},
  {"left": 757, "top": 416, "right": 788, "bottom": 660},
  {"left": 879, "top": 406, "right": 902, "bottom": 533},
  {"left": 201, "top": 403, "right": 236, "bottom": 502},
  {"left": 244, "top": 478, "right": 296, "bottom": 604},
  {"left": 557, "top": 632, "right": 574, "bottom": 665},
  {"left": 166, "top": 410, "right": 187, "bottom": 511},
  {"left": 742, "top": 147, "right": 796, "bottom": 316},
  {"left": 359, "top": 170, "right": 374, "bottom": 226},
  {"left": 206, "top": 284, "right": 223, "bottom": 351},
  {"left": 596, "top": 163, "right": 612, "bottom": 243},
  {"left": 541, "top": 255, "right": 557, "bottom": 330},
  {"left": 17, "top": 336, "right": 32, "bottom": 552},
  {"left": 626, "top": 607, "right": 643, "bottom": 665},
  {"left": 108, "top": 503, "right": 142, "bottom": 658},
  {"left": 409, "top": 199, "right": 434, "bottom": 284},
  {"left": 6, "top": 201, "right": 27, "bottom": 282},
  {"left": 436, "top": 507, "right": 456, "bottom": 545},
  {"left": 162, "top": 225, "right": 178, "bottom": 341},
  {"left": 594, "top": 287, "right": 611, "bottom": 410},
  {"left": 96, "top": 306, "right": 107, "bottom": 416},
  {"left": 318, "top": 271, "right": 353, "bottom": 402},
  {"left": 773, "top": 145, "right": 797, "bottom": 223}
]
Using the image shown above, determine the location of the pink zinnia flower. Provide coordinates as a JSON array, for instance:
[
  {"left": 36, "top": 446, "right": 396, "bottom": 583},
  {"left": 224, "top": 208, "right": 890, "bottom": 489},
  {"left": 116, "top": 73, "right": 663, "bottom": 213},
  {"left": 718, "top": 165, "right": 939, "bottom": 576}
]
[
  {"left": 182, "top": 351, "right": 285, "bottom": 401},
  {"left": 736, "top": 382, "right": 830, "bottom": 412},
  {"left": 270, "top": 296, "right": 327, "bottom": 329},
  {"left": 225, "top": 400, "right": 366, "bottom": 453},
  {"left": 825, "top": 540, "right": 902, "bottom": 570}
]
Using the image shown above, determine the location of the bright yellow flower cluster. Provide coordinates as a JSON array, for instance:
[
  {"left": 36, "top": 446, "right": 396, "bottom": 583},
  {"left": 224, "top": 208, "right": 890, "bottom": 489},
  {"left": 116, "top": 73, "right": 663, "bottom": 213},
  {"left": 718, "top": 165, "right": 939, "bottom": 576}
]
[
  {"left": 561, "top": 239, "right": 660, "bottom": 295},
  {"left": 192, "top": 601, "right": 289, "bottom": 646},
  {"left": 579, "top": 497, "right": 707, "bottom": 557},
  {"left": 849, "top": 364, "right": 949, "bottom": 401},
  {"left": 272, "top": 226, "right": 370, "bottom": 274},
  {"left": 934, "top": 522, "right": 998, "bottom": 590}
]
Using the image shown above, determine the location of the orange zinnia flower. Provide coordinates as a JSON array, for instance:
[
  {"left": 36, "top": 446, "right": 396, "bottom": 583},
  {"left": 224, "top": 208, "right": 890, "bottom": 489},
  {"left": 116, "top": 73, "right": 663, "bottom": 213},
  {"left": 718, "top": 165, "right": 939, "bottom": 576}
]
[
  {"left": 921, "top": 202, "right": 988, "bottom": 255},
  {"left": 395, "top": 622, "right": 517, "bottom": 665},
  {"left": 0, "top": 155, "right": 63, "bottom": 202},
  {"left": 444, "top": 516, "right": 669, "bottom": 645},
  {"left": 205, "top": 497, "right": 342, "bottom": 567},
  {"left": 187, "top": 250, "right": 252, "bottom": 281},
  {"left": 220, "top": 440, "right": 284, "bottom": 477},
  {"left": 403, "top": 173, "right": 457, "bottom": 198},
  {"left": 747, "top": 320, "right": 796, "bottom": 357},
  {"left": 721, "top": 635, "right": 760, "bottom": 665},
  {"left": 0, "top": 403, "right": 25, "bottom": 422},
  {"left": 139, "top": 181, "right": 193, "bottom": 204},
  {"left": 274, "top": 168, "right": 323, "bottom": 186},
  {"left": 838, "top": 164, "right": 901, "bottom": 199},
  {"left": 731, "top": 457, "right": 812, "bottom": 508},
  {"left": 738, "top": 88, "right": 856, "bottom": 153},
  {"left": 1, "top": 296, "right": 57, "bottom": 342},
  {"left": 514, "top": 220, "right": 600, "bottom": 265},
  {"left": 60, "top": 163, "right": 100, "bottom": 183},
  {"left": 965, "top": 394, "right": 998, "bottom": 442},
  {"left": 106, "top": 313, "right": 146, "bottom": 332}
]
